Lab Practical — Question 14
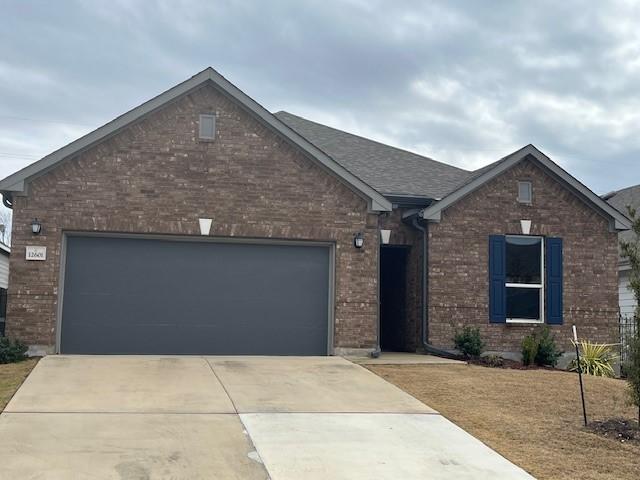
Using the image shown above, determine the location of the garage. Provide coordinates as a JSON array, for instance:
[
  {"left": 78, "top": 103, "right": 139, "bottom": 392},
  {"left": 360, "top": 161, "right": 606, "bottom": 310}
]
[{"left": 59, "top": 235, "right": 332, "bottom": 355}]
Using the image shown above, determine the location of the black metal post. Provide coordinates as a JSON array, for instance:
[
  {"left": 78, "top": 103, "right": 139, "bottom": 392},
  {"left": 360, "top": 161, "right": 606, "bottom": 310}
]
[{"left": 573, "top": 325, "right": 587, "bottom": 427}]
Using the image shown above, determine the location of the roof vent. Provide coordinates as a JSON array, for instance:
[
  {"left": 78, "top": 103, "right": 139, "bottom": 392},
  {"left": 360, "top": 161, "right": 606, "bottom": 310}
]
[{"left": 199, "top": 114, "right": 216, "bottom": 140}]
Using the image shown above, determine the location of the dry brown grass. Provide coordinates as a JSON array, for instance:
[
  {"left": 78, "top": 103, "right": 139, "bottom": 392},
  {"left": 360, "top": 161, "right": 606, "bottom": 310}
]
[
  {"left": 0, "top": 358, "right": 38, "bottom": 411},
  {"left": 369, "top": 364, "right": 639, "bottom": 480}
]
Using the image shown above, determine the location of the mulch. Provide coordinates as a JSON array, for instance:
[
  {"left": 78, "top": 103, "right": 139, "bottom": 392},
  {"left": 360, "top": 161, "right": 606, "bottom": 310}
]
[{"left": 586, "top": 418, "right": 640, "bottom": 446}]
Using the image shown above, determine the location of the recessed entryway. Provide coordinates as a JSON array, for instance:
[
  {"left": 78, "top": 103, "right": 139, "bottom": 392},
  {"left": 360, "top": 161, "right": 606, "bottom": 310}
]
[{"left": 380, "top": 245, "right": 410, "bottom": 352}]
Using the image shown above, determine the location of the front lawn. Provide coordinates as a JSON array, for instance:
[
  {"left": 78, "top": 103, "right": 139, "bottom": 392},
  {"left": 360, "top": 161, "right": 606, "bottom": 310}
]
[
  {"left": 369, "top": 364, "right": 638, "bottom": 480},
  {"left": 0, "top": 358, "right": 38, "bottom": 411}
]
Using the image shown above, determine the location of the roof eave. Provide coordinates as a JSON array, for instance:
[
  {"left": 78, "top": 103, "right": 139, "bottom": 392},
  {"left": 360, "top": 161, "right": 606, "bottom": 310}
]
[
  {"left": 419, "top": 144, "right": 631, "bottom": 232},
  {"left": 0, "top": 67, "right": 392, "bottom": 212}
]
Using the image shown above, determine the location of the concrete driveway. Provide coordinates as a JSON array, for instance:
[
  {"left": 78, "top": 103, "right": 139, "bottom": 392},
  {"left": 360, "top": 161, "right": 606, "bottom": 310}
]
[{"left": 0, "top": 355, "right": 534, "bottom": 479}]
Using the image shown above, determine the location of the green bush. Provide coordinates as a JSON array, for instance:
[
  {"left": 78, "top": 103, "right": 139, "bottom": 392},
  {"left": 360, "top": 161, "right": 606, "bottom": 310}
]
[
  {"left": 521, "top": 326, "right": 562, "bottom": 367},
  {"left": 624, "top": 319, "right": 640, "bottom": 426},
  {"left": 535, "top": 326, "right": 562, "bottom": 367},
  {"left": 521, "top": 334, "right": 538, "bottom": 366},
  {"left": 569, "top": 341, "right": 617, "bottom": 377},
  {"left": 0, "top": 337, "right": 28, "bottom": 364},
  {"left": 453, "top": 326, "right": 484, "bottom": 358}
]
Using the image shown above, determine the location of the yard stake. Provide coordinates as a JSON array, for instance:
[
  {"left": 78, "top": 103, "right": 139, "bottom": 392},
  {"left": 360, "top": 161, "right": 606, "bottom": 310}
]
[{"left": 573, "top": 325, "right": 587, "bottom": 426}]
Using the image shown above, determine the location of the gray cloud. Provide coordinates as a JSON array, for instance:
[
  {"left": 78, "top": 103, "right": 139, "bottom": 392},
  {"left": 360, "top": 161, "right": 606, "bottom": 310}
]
[{"left": 1, "top": 0, "right": 639, "bottom": 199}]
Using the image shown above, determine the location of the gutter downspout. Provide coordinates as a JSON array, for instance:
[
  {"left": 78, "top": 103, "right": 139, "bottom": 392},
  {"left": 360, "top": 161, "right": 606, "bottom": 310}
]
[{"left": 411, "top": 215, "right": 459, "bottom": 359}]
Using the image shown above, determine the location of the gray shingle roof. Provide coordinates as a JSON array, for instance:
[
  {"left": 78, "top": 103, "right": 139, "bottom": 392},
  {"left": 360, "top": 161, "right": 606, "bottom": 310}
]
[
  {"left": 605, "top": 184, "right": 640, "bottom": 253},
  {"left": 275, "top": 111, "right": 470, "bottom": 199}
]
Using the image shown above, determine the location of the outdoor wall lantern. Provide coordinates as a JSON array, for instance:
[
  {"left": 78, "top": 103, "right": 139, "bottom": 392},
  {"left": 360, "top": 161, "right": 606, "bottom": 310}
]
[
  {"left": 31, "top": 218, "right": 42, "bottom": 235},
  {"left": 353, "top": 232, "right": 364, "bottom": 249}
]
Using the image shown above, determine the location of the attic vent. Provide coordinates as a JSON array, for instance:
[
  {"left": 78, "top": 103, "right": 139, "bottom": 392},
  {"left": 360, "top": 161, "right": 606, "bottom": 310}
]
[
  {"left": 517, "top": 181, "right": 532, "bottom": 204},
  {"left": 199, "top": 114, "right": 216, "bottom": 140}
]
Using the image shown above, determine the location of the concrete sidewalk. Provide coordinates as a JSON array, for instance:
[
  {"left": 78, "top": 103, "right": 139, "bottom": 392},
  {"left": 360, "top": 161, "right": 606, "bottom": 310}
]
[{"left": 0, "top": 355, "right": 534, "bottom": 479}]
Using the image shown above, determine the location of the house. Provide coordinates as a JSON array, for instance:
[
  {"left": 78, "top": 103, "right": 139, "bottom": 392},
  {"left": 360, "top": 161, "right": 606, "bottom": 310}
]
[
  {"left": 0, "top": 242, "right": 8, "bottom": 336},
  {"left": 0, "top": 68, "right": 630, "bottom": 357},
  {"left": 604, "top": 184, "right": 639, "bottom": 319}
]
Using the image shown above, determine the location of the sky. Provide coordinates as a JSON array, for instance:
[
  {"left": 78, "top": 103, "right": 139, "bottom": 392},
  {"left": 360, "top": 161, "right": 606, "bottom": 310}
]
[{"left": 1, "top": 0, "right": 640, "bottom": 207}]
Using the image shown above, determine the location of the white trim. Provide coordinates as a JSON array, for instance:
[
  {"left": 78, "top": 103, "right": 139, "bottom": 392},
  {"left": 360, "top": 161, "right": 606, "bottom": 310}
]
[
  {"left": 505, "top": 235, "right": 545, "bottom": 323},
  {"left": 506, "top": 318, "right": 544, "bottom": 324}
]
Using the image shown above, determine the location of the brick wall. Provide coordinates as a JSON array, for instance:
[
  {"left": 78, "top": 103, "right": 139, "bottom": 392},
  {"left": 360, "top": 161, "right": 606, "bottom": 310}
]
[
  {"left": 6, "top": 84, "right": 380, "bottom": 352},
  {"left": 427, "top": 158, "right": 619, "bottom": 353}
]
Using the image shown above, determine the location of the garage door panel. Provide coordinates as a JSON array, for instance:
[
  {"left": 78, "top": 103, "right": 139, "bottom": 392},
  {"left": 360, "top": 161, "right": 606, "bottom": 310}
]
[{"left": 60, "top": 236, "right": 331, "bottom": 355}]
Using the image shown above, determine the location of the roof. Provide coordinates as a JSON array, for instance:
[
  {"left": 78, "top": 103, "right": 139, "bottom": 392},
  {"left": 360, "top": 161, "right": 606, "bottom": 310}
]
[
  {"left": 604, "top": 184, "right": 640, "bottom": 263},
  {"left": 275, "top": 111, "right": 470, "bottom": 199},
  {"left": 416, "top": 144, "right": 631, "bottom": 232},
  {"left": 0, "top": 242, "right": 9, "bottom": 255},
  {"left": 0, "top": 68, "right": 391, "bottom": 212}
]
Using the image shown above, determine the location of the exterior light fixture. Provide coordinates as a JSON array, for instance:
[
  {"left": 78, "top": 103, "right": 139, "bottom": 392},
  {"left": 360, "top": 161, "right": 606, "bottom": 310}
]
[
  {"left": 31, "top": 218, "right": 42, "bottom": 235},
  {"left": 353, "top": 232, "right": 364, "bottom": 249}
]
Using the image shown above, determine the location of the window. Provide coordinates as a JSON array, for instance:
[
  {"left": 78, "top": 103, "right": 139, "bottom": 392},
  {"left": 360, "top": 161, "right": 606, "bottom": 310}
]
[
  {"left": 199, "top": 114, "right": 216, "bottom": 140},
  {"left": 489, "top": 235, "right": 562, "bottom": 325},
  {"left": 505, "top": 236, "right": 543, "bottom": 322},
  {"left": 517, "top": 181, "right": 532, "bottom": 204}
]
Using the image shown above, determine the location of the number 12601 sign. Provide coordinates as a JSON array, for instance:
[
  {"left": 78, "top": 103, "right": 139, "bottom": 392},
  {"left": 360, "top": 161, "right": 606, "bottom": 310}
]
[{"left": 25, "top": 246, "right": 46, "bottom": 261}]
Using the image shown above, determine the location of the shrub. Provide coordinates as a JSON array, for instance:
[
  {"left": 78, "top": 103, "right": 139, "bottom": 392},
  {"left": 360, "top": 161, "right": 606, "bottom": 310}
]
[
  {"left": 535, "top": 326, "right": 562, "bottom": 367},
  {"left": 483, "top": 354, "right": 504, "bottom": 368},
  {"left": 453, "top": 326, "right": 484, "bottom": 358},
  {"left": 521, "top": 334, "right": 538, "bottom": 366},
  {"left": 620, "top": 205, "right": 640, "bottom": 426},
  {"left": 569, "top": 341, "right": 617, "bottom": 377},
  {"left": 521, "top": 326, "right": 562, "bottom": 367},
  {"left": 625, "top": 318, "right": 640, "bottom": 427},
  {"left": 0, "top": 337, "right": 28, "bottom": 364}
]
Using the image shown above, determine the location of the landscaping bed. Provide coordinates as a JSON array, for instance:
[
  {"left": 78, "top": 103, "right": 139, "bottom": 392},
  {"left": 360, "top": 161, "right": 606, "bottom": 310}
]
[
  {"left": 369, "top": 363, "right": 639, "bottom": 480},
  {"left": 0, "top": 358, "right": 38, "bottom": 411},
  {"left": 587, "top": 418, "right": 640, "bottom": 446}
]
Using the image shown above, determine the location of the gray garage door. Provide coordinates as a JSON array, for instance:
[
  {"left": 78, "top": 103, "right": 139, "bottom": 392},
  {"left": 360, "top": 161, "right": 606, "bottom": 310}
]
[{"left": 60, "top": 235, "right": 331, "bottom": 355}]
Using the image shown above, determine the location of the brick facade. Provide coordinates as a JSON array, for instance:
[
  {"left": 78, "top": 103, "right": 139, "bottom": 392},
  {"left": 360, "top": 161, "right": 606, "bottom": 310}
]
[
  {"left": 426, "top": 158, "right": 619, "bottom": 353},
  {"left": 5, "top": 84, "right": 380, "bottom": 353},
  {"left": 4, "top": 83, "right": 620, "bottom": 358}
]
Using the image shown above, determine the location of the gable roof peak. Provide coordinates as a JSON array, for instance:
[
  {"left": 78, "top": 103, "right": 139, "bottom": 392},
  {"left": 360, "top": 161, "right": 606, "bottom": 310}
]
[
  {"left": 0, "top": 68, "right": 391, "bottom": 212},
  {"left": 418, "top": 144, "right": 631, "bottom": 232}
]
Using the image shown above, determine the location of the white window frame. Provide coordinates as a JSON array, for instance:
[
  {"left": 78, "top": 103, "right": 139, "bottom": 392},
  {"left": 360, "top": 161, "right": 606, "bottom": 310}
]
[{"left": 505, "top": 235, "right": 544, "bottom": 324}]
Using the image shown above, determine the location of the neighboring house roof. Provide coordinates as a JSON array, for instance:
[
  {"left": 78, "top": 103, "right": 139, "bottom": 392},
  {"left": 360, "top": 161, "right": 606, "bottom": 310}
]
[
  {"left": 275, "top": 111, "right": 470, "bottom": 199},
  {"left": 604, "top": 183, "right": 640, "bottom": 266},
  {"left": 0, "top": 68, "right": 391, "bottom": 212},
  {"left": 415, "top": 144, "right": 631, "bottom": 232},
  {"left": 0, "top": 242, "right": 9, "bottom": 256}
]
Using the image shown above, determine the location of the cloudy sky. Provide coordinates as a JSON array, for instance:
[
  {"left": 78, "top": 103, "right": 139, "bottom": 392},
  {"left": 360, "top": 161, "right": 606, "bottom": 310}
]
[{"left": 1, "top": 0, "right": 640, "bottom": 200}]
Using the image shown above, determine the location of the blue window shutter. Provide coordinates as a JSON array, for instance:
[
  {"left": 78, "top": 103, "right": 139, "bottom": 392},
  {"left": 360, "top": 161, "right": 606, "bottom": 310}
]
[
  {"left": 489, "top": 235, "right": 506, "bottom": 323},
  {"left": 546, "top": 238, "right": 563, "bottom": 325}
]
